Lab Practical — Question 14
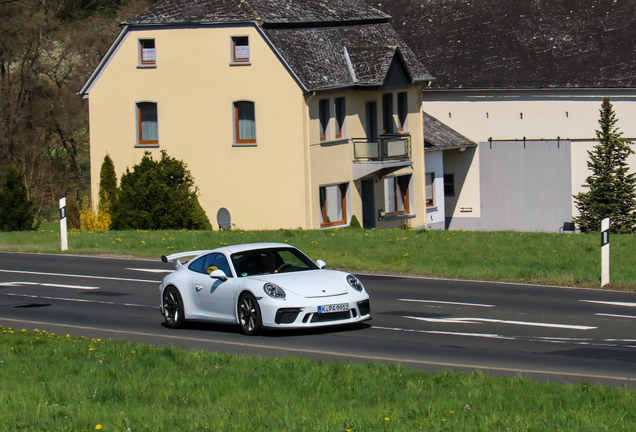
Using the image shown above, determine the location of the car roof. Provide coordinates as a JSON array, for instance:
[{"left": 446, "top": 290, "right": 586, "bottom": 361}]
[{"left": 215, "top": 242, "right": 295, "bottom": 255}]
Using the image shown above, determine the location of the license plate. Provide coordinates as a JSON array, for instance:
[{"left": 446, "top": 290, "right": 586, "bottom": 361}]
[{"left": 318, "top": 303, "right": 349, "bottom": 314}]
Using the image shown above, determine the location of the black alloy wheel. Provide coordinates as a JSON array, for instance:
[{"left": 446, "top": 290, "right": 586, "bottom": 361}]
[
  {"left": 163, "top": 286, "right": 185, "bottom": 328},
  {"left": 238, "top": 292, "right": 262, "bottom": 335}
]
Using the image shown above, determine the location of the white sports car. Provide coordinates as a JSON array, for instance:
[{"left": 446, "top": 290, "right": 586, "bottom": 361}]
[{"left": 159, "top": 242, "right": 371, "bottom": 335}]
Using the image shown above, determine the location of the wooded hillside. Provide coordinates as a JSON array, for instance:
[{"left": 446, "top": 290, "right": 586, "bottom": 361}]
[{"left": 0, "top": 0, "right": 152, "bottom": 219}]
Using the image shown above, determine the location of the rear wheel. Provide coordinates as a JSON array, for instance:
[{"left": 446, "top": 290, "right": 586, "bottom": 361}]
[
  {"left": 163, "top": 286, "right": 185, "bottom": 328},
  {"left": 238, "top": 292, "right": 262, "bottom": 335}
]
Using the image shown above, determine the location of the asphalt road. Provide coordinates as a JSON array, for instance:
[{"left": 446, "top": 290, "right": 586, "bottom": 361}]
[{"left": 1, "top": 251, "right": 636, "bottom": 388}]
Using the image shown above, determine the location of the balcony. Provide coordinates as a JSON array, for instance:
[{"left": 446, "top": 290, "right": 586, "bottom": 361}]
[
  {"left": 352, "top": 134, "right": 413, "bottom": 180},
  {"left": 352, "top": 134, "right": 411, "bottom": 162}
]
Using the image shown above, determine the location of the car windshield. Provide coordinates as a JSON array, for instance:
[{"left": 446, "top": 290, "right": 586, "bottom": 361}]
[{"left": 231, "top": 247, "right": 318, "bottom": 277}]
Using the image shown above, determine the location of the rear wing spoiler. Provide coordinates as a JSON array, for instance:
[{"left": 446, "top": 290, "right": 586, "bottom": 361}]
[{"left": 161, "top": 250, "right": 211, "bottom": 270}]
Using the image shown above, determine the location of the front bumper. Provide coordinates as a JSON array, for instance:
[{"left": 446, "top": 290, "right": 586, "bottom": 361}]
[{"left": 261, "top": 298, "right": 371, "bottom": 329}]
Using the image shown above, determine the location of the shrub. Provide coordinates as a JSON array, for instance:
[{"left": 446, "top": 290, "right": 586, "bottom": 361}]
[
  {"left": 349, "top": 214, "right": 362, "bottom": 228},
  {"left": 80, "top": 196, "right": 111, "bottom": 231},
  {"left": 0, "top": 165, "right": 37, "bottom": 231},
  {"left": 110, "top": 151, "right": 212, "bottom": 230}
]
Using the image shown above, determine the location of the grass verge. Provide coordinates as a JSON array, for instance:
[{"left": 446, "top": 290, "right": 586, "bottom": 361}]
[
  {"left": 2, "top": 326, "right": 636, "bottom": 431},
  {"left": 1, "top": 222, "right": 635, "bottom": 290}
]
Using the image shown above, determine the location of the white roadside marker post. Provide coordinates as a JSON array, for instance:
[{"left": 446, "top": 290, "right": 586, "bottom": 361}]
[
  {"left": 59, "top": 197, "right": 68, "bottom": 251},
  {"left": 601, "top": 217, "right": 610, "bottom": 287}
]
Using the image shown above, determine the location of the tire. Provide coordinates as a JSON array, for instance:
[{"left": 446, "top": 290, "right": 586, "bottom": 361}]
[
  {"left": 238, "top": 292, "right": 262, "bottom": 335},
  {"left": 163, "top": 286, "right": 185, "bottom": 329}
]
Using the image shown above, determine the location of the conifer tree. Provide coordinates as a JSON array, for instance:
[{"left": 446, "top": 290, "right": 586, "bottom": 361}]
[
  {"left": 573, "top": 97, "right": 636, "bottom": 233},
  {"left": 98, "top": 154, "right": 117, "bottom": 213},
  {"left": 0, "top": 165, "right": 37, "bottom": 231}
]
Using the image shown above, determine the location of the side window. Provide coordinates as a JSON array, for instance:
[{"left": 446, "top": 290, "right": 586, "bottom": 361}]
[
  {"left": 444, "top": 173, "right": 455, "bottom": 197},
  {"left": 319, "top": 99, "right": 330, "bottom": 141},
  {"left": 233, "top": 101, "right": 256, "bottom": 145},
  {"left": 136, "top": 102, "right": 158, "bottom": 146},
  {"left": 232, "top": 36, "right": 250, "bottom": 63},
  {"left": 334, "top": 97, "right": 345, "bottom": 139},
  {"left": 189, "top": 253, "right": 233, "bottom": 277},
  {"left": 139, "top": 39, "right": 156, "bottom": 66},
  {"left": 319, "top": 183, "right": 348, "bottom": 228},
  {"left": 397, "top": 92, "right": 407, "bottom": 132}
]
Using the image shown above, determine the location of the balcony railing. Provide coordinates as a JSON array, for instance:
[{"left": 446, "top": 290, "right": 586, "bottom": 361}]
[{"left": 352, "top": 134, "right": 411, "bottom": 162}]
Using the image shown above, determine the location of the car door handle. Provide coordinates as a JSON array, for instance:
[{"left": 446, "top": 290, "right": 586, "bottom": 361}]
[{"left": 195, "top": 284, "right": 203, "bottom": 291}]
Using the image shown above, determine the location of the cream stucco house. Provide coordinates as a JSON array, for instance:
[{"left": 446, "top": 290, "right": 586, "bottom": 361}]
[
  {"left": 80, "top": 0, "right": 434, "bottom": 230},
  {"left": 370, "top": 0, "right": 636, "bottom": 232}
]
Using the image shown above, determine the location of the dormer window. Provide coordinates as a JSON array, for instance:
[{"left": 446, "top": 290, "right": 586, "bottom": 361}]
[
  {"left": 232, "top": 36, "right": 250, "bottom": 63},
  {"left": 139, "top": 39, "right": 156, "bottom": 67}
]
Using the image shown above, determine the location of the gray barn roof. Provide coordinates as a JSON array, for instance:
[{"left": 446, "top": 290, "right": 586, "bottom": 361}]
[
  {"left": 424, "top": 112, "right": 477, "bottom": 151},
  {"left": 125, "top": 0, "right": 433, "bottom": 91},
  {"left": 366, "top": 0, "right": 636, "bottom": 90}
]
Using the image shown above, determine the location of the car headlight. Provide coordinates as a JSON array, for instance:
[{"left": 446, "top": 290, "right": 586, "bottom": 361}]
[
  {"left": 347, "top": 274, "right": 364, "bottom": 292},
  {"left": 263, "top": 283, "right": 286, "bottom": 299}
]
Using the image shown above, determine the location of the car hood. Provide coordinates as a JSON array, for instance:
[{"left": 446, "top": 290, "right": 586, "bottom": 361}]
[{"left": 253, "top": 270, "right": 349, "bottom": 298}]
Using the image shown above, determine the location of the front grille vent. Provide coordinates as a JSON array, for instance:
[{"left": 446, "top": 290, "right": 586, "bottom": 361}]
[{"left": 310, "top": 311, "right": 351, "bottom": 323}]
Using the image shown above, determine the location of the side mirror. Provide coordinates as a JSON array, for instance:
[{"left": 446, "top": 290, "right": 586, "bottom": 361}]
[
  {"left": 316, "top": 260, "right": 326, "bottom": 269},
  {"left": 209, "top": 269, "right": 228, "bottom": 282}
]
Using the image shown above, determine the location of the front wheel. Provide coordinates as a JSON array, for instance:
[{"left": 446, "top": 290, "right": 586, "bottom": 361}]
[
  {"left": 238, "top": 292, "right": 262, "bottom": 335},
  {"left": 163, "top": 286, "right": 185, "bottom": 328}
]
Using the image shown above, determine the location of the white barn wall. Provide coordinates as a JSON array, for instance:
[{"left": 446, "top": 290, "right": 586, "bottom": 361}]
[{"left": 423, "top": 90, "right": 636, "bottom": 224}]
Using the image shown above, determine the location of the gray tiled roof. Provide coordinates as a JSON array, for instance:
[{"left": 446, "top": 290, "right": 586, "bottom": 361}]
[
  {"left": 424, "top": 112, "right": 477, "bottom": 151},
  {"left": 129, "top": 0, "right": 389, "bottom": 25},
  {"left": 126, "top": 0, "right": 433, "bottom": 91},
  {"left": 263, "top": 24, "right": 432, "bottom": 90},
  {"left": 366, "top": 0, "right": 636, "bottom": 89}
]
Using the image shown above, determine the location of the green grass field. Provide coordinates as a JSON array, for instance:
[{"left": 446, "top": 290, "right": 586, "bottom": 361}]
[
  {"left": 1, "top": 222, "right": 635, "bottom": 290},
  {"left": 2, "top": 225, "right": 636, "bottom": 430},
  {"left": 2, "top": 326, "right": 636, "bottom": 431}
]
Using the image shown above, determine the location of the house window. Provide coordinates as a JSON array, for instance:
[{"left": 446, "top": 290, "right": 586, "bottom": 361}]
[
  {"left": 426, "top": 172, "right": 435, "bottom": 207},
  {"left": 234, "top": 101, "right": 256, "bottom": 145},
  {"left": 444, "top": 173, "right": 455, "bottom": 197},
  {"left": 139, "top": 39, "right": 156, "bottom": 66},
  {"left": 382, "top": 93, "right": 394, "bottom": 134},
  {"left": 319, "top": 99, "right": 330, "bottom": 141},
  {"left": 319, "top": 183, "right": 347, "bottom": 227},
  {"left": 137, "top": 102, "right": 158, "bottom": 145},
  {"left": 334, "top": 97, "right": 345, "bottom": 139},
  {"left": 232, "top": 36, "right": 250, "bottom": 63},
  {"left": 385, "top": 175, "right": 410, "bottom": 214},
  {"left": 397, "top": 92, "right": 407, "bottom": 131}
]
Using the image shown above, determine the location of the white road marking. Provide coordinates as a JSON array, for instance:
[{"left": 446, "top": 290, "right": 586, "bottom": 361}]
[
  {"left": 596, "top": 313, "right": 636, "bottom": 319},
  {"left": 0, "top": 269, "right": 159, "bottom": 283},
  {"left": 581, "top": 300, "right": 636, "bottom": 307},
  {"left": 399, "top": 298, "right": 495, "bottom": 307},
  {"left": 0, "top": 282, "right": 98, "bottom": 289},
  {"left": 126, "top": 268, "right": 173, "bottom": 273},
  {"left": 0, "top": 292, "right": 152, "bottom": 308},
  {"left": 404, "top": 316, "right": 597, "bottom": 330}
]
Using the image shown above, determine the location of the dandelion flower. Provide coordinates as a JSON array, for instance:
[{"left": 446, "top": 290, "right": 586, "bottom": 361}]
[{"left": 95, "top": 425, "right": 102, "bottom": 430}]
